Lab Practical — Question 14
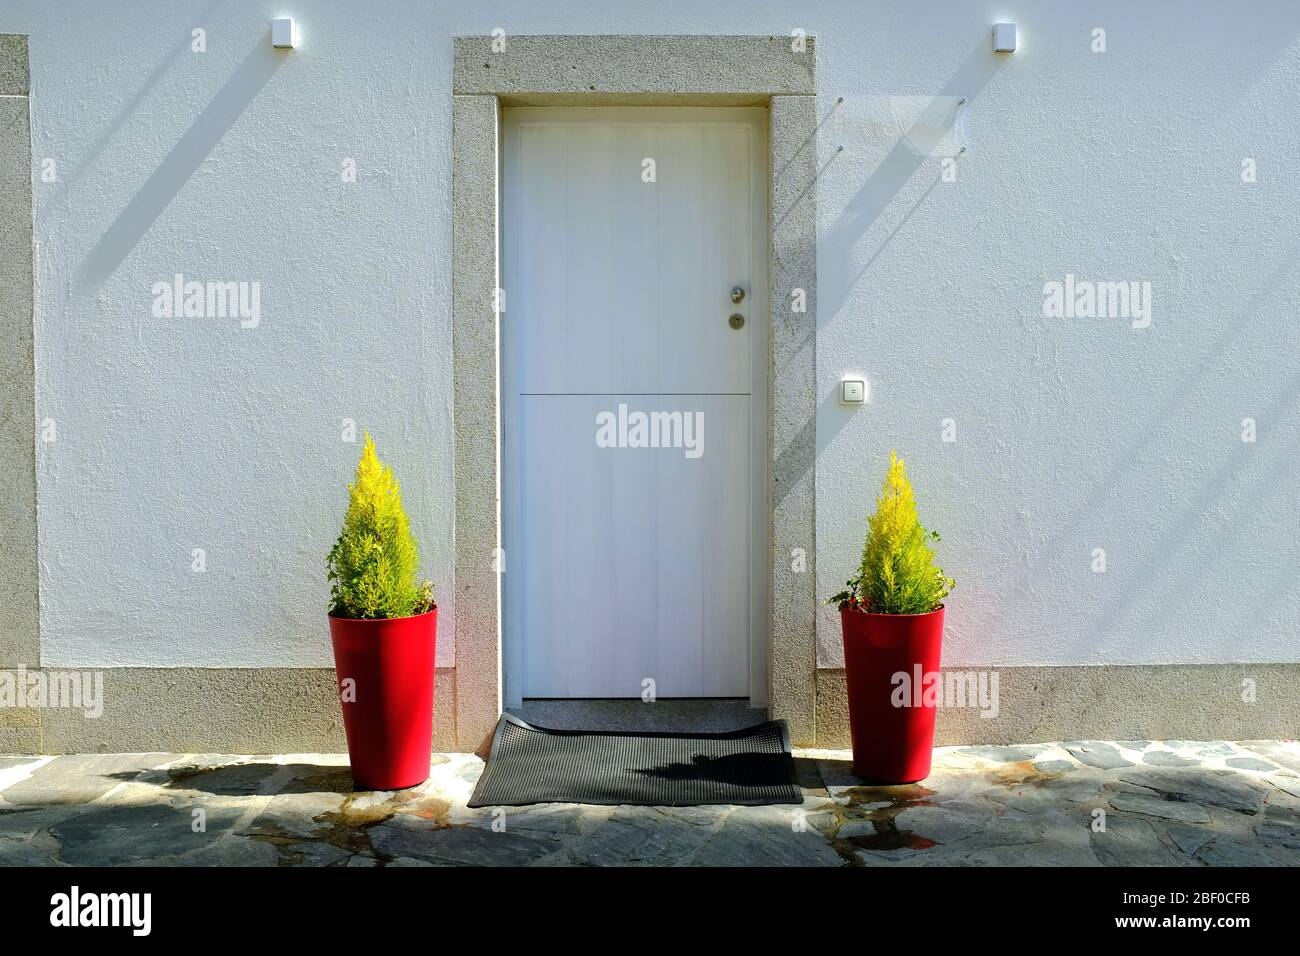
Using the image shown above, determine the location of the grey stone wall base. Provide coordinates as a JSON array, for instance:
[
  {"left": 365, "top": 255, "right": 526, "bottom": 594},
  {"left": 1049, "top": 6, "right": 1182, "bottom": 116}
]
[
  {"left": 0, "top": 34, "right": 28, "bottom": 96},
  {"left": 815, "top": 664, "right": 1300, "bottom": 748},
  {"left": 453, "top": 35, "right": 814, "bottom": 98},
  {"left": 0, "top": 702, "right": 40, "bottom": 754},
  {"left": 10, "top": 664, "right": 1289, "bottom": 754},
  {"left": 0, "top": 35, "right": 37, "bottom": 669},
  {"left": 6, "top": 668, "right": 457, "bottom": 755}
]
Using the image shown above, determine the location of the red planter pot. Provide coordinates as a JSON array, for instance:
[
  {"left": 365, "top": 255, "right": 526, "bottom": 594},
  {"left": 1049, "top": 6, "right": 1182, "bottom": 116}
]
[
  {"left": 328, "top": 608, "right": 438, "bottom": 791},
  {"left": 840, "top": 605, "right": 945, "bottom": 784}
]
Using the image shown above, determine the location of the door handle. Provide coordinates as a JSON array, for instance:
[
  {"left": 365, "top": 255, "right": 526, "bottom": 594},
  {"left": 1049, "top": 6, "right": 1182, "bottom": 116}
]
[{"left": 729, "top": 313, "right": 745, "bottom": 330}]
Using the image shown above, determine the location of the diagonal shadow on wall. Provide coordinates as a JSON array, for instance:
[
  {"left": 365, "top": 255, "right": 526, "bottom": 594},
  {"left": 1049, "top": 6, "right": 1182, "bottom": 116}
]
[
  {"left": 1000, "top": 239, "right": 1300, "bottom": 610},
  {"left": 47, "top": 0, "right": 229, "bottom": 216},
  {"left": 774, "top": 39, "right": 1006, "bottom": 509},
  {"left": 1086, "top": 365, "right": 1300, "bottom": 651},
  {"left": 74, "top": 38, "right": 283, "bottom": 297},
  {"left": 817, "top": 38, "right": 1007, "bottom": 336},
  {"left": 1153, "top": 403, "right": 1300, "bottom": 638}
]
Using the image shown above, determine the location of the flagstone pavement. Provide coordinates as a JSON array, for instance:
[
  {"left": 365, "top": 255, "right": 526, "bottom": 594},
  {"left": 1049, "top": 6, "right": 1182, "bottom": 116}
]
[{"left": 1, "top": 740, "right": 1297, "bottom": 866}]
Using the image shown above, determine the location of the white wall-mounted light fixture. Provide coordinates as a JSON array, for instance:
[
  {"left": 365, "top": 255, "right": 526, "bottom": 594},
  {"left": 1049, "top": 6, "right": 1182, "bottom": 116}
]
[
  {"left": 271, "top": 17, "right": 298, "bottom": 49},
  {"left": 993, "top": 22, "right": 1017, "bottom": 53},
  {"left": 840, "top": 378, "right": 867, "bottom": 405}
]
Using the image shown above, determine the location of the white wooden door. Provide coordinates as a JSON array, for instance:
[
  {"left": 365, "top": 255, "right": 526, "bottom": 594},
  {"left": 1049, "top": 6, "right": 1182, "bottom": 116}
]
[{"left": 501, "top": 107, "right": 768, "bottom": 703}]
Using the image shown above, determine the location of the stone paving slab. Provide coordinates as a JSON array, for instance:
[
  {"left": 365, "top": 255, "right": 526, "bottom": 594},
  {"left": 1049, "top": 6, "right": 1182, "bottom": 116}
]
[{"left": 0, "top": 740, "right": 1296, "bottom": 867}]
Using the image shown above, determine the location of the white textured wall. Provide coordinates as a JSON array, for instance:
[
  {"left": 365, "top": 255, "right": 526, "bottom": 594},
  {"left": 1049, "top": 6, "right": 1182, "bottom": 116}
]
[
  {"left": 13, "top": 0, "right": 459, "bottom": 666},
  {"left": 811, "top": 1, "right": 1300, "bottom": 667},
  {"left": 5, "top": 1, "right": 1298, "bottom": 669}
]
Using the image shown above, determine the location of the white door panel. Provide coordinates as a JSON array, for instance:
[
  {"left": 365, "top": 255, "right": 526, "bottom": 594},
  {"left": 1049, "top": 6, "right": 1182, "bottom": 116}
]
[
  {"left": 502, "top": 107, "right": 768, "bottom": 702},
  {"left": 511, "top": 117, "right": 753, "bottom": 396},
  {"left": 515, "top": 396, "right": 750, "bottom": 698}
]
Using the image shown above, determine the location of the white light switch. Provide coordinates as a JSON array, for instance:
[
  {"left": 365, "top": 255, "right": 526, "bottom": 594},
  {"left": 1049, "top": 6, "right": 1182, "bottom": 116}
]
[
  {"left": 272, "top": 18, "right": 297, "bottom": 49},
  {"left": 993, "top": 22, "right": 1016, "bottom": 53},
  {"left": 841, "top": 379, "right": 867, "bottom": 405}
]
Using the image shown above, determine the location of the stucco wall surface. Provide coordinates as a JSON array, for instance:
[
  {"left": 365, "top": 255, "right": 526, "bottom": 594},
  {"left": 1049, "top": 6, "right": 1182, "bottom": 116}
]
[
  {"left": 810, "top": 3, "right": 1300, "bottom": 668},
  {"left": 1, "top": 1, "right": 1297, "bottom": 676}
]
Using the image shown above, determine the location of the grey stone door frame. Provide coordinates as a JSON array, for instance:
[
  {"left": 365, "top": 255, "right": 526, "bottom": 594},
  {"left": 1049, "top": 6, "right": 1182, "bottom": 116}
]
[{"left": 450, "top": 35, "right": 818, "bottom": 752}]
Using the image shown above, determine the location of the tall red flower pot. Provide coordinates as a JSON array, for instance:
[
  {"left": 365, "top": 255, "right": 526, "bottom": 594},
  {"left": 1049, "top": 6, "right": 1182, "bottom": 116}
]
[
  {"left": 328, "top": 608, "right": 438, "bottom": 791},
  {"left": 840, "top": 605, "right": 945, "bottom": 784}
]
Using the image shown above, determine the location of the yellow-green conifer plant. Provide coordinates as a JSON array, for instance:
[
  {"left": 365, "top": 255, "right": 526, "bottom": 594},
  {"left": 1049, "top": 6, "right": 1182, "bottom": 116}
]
[
  {"left": 835, "top": 451, "right": 953, "bottom": 615},
  {"left": 327, "top": 434, "right": 435, "bottom": 619}
]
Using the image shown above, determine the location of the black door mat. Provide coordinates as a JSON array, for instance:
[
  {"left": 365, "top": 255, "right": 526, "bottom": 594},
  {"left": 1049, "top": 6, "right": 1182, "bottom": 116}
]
[{"left": 467, "top": 714, "right": 802, "bottom": 808}]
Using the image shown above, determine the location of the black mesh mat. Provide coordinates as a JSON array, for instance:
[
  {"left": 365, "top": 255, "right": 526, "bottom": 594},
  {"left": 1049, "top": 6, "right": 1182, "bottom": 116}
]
[{"left": 467, "top": 714, "right": 801, "bottom": 807}]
